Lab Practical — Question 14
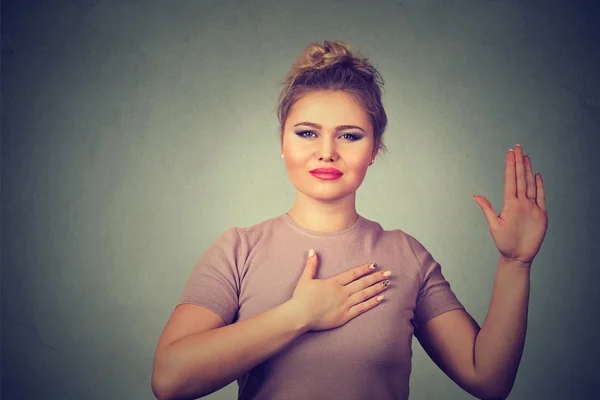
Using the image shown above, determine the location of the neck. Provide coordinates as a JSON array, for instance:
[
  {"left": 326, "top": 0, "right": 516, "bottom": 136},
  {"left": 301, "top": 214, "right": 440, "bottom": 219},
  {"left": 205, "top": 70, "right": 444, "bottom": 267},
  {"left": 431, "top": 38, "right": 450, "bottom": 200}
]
[{"left": 287, "top": 193, "right": 358, "bottom": 233}]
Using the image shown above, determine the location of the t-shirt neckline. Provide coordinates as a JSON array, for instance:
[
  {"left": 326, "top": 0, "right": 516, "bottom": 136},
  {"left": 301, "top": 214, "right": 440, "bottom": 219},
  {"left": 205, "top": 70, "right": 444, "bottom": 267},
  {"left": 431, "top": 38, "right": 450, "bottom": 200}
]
[{"left": 280, "top": 212, "right": 365, "bottom": 238}]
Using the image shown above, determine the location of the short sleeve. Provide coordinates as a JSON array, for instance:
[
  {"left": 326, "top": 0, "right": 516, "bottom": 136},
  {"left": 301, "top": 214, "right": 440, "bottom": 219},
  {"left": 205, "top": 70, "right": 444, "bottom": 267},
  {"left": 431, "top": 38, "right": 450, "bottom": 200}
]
[
  {"left": 407, "top": 234, "right": 465, "bottom": 331},
  {"left": 177, "top": 227, "right": 243, "bottom": 325}
]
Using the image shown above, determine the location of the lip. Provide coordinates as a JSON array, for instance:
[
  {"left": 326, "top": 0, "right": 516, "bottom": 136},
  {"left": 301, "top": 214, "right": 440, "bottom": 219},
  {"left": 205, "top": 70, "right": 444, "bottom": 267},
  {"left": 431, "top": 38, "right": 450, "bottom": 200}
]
[
  {"left": 310, "top": 172, "right": 343, "bottom": 180},
  {"left": 309, "top": 168, "right": 343, "bottom": 181},
  {"left": 309, "top": 168, "right": 343, "bottom": 175}
]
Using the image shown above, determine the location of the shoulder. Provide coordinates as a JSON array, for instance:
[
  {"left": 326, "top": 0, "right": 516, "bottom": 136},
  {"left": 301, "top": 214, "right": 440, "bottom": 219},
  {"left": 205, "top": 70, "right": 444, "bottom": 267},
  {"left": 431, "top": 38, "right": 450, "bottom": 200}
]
[
  {"left": 359, "top": 215, "right": 431, "bottom": 278},
  {"left": 201, "top": 216, "right": 281, "bottom": 275},
  {"left": 233, "top": 214, "right": 279, "bottom": 240},
  {"left": 360, "top": 214, "right": 418, "bottom": 250},
  {"left": 367, "top": 215, "right": 430, "bottom": 258},
  {"left": 221, "top": 213, "right": 288, "bottom": 254}
]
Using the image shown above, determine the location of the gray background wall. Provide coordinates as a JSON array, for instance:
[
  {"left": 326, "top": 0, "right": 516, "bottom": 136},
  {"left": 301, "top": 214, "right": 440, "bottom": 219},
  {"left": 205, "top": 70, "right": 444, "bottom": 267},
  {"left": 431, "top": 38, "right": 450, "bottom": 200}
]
[{"left": 2, "top": 0, "right": 599, "bottom": 399}]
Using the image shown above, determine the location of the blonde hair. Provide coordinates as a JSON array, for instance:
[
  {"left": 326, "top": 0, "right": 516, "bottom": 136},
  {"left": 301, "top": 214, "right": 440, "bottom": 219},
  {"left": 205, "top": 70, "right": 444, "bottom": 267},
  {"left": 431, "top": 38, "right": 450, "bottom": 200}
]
[{"left": 276, "top": 40, "right": 389, "bottom": 158}]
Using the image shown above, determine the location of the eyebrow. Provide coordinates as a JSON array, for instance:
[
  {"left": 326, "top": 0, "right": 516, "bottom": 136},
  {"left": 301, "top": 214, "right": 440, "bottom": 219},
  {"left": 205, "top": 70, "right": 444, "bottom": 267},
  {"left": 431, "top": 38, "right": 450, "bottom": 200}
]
[{"left": 293, "top": 121, "right": 366, "bottom": 133}]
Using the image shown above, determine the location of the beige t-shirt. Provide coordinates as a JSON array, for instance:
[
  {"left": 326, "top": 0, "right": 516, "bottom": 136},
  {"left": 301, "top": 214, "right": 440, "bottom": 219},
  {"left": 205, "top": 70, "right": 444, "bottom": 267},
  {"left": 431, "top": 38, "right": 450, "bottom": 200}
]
[{"left": 178, "top": 213, "right": 465, "bottom": 399}]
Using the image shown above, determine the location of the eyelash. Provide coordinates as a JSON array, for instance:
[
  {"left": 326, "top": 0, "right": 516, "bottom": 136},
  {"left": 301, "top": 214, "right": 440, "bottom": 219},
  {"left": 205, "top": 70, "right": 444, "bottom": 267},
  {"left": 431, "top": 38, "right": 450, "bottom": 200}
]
[{"left": 295, "top": 130, "right": 362, "bottom": 141}]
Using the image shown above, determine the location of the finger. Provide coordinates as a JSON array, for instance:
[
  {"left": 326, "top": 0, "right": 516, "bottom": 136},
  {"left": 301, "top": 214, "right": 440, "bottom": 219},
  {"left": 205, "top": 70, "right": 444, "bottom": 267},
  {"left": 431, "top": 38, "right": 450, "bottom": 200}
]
[
  {"left": 536, "top": 173, "right": 546, "bottom": 212},
  {"left": 523, "top": 154, "right": 536, "bottom": 199},
  {"left": 345, "top": 269, "right": 390, "bottom": 295},
  {"left": 301, "top": 249, "right": 319, "bottom": 280},
  {"left": 334, "top": 263, "right": 377, "bottom": 286},
  {"left": 348, "top": 294, "right": 384, "bottom": 319},
  {"left": 348, "top": 276, "right": 390, "bottom": 306},
  {"left": 505, "top": 149, "right": 516, "bottom": 201},
  {"left": 514, "top": 144, "right": 526, "bottom": 198}
]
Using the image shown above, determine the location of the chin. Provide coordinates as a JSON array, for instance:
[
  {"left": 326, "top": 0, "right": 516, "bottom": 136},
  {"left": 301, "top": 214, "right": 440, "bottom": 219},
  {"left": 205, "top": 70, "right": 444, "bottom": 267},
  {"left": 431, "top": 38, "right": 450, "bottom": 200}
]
[
  {"left": 288, "top": 174, "right": 365, "bottom": 200},
  {"left": 299, "top": 187, "right": 357, "bottom": 202}
]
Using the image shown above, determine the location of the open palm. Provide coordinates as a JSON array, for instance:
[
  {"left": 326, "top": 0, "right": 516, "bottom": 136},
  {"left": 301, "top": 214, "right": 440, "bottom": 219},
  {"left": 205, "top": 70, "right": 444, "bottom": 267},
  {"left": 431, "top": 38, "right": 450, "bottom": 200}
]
[{"left": 472, "top": 144, "right": 548, "bottom": 265}]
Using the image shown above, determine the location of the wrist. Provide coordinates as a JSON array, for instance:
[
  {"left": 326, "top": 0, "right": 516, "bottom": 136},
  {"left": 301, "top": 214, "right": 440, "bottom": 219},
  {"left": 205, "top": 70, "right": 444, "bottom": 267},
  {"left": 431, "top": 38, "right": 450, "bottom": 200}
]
[
  {"left": 281, "top": 299, "right": 311, "bottom": 335},
  {"left": 499, "top": 254, "right": 532, "bottom": 270}
]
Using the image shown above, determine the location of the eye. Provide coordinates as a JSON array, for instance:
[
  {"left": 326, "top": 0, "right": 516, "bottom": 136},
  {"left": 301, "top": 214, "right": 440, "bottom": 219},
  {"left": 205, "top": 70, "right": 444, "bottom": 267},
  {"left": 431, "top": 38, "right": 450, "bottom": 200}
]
[
  {"left": 295, "top": 131, "right": 362, "bottom": 141},
  {"left": 341, "top": 133, "right": 361, "bottom": 141},
  {"left": 296, "top": 130, "right": 316, "bottom": 138}
]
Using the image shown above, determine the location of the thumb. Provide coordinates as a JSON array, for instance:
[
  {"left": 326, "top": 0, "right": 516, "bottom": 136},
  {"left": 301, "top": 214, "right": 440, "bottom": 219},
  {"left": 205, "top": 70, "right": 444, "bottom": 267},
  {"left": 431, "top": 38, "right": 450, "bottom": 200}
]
[
  {"left": 301, "top": 249, "right": 318, "bottom": 281},
  {"left": 472, "top": 195, "right": 499, "bottom": 228}
]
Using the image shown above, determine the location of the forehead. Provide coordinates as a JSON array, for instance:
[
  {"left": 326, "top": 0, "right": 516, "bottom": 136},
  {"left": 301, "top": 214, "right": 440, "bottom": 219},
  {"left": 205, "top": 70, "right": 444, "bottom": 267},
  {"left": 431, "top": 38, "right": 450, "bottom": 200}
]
[{"left": 287, "top": 91, "right": 370, "bottom": 130}]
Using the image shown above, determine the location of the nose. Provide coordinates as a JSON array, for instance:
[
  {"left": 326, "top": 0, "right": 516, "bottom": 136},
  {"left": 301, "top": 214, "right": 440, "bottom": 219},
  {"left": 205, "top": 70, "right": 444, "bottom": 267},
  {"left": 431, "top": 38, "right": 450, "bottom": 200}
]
[
  {"left": 318, "top": 139, "right": 338, "bottom": 162},
  {"left": 319, "top": 154, "right": 336, "bottom": 162}
]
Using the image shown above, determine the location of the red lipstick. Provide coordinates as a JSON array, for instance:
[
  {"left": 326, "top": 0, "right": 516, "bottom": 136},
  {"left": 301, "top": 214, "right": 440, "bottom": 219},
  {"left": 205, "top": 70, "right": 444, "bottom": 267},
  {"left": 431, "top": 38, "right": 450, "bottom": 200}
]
[{"left": 309, "top": 168, "right": 343, "bottom": 180}]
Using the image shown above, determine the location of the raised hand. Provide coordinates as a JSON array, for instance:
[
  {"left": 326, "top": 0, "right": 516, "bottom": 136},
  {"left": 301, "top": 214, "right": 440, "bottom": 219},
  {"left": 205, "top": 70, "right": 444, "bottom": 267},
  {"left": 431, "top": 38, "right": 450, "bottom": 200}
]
[{"left": 472, "top": 144, "right": 548, "bottom": 266}]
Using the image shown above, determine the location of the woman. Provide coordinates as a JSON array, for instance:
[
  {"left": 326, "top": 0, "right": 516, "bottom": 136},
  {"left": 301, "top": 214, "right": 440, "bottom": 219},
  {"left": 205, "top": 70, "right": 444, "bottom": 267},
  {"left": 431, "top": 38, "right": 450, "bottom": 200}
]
[{"left": 151, "top": 41, "right": 548, "bottom": 400}]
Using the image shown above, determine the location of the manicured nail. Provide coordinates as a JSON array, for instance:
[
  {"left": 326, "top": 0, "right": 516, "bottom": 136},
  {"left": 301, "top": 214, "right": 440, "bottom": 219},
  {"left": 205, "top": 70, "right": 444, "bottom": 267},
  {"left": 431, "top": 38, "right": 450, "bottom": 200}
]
[
  {"left": 308, "top": 249, "right": 314, "bottom": 257},
  {"left": 370, "top": 263, "right": 378, "bottom": 269}
]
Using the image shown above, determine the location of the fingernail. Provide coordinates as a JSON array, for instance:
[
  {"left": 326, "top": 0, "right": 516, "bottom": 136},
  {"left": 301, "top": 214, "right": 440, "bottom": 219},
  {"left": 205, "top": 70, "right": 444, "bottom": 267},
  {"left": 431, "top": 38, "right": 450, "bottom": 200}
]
[
  {"left": 382, "top": 280, "right": 390, "bottom": 286},
  {"left": 370, "top": 263, "right": 378, "bottom": 269},
  {"left": 308, "top": 249, "right": 314, "bottom": 257},
  {"left": 515, "top": 144, "right": 521, "bottom": 147}
]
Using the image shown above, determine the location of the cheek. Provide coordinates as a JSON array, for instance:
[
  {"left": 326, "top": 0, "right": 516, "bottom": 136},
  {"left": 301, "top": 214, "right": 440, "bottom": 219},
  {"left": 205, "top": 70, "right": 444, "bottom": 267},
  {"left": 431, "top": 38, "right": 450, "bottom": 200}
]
[
  {"left": 284, "top": 151, "right": 310, "bottom": 168},
  {"left": 348, "top": 155, "right": 371, "bottom": 172},
  {"left": 284, "top": 156, "right": 310, "bottom": 179},
  {"left": 349, "top": 164, "right": 369, "bottom": 178}
]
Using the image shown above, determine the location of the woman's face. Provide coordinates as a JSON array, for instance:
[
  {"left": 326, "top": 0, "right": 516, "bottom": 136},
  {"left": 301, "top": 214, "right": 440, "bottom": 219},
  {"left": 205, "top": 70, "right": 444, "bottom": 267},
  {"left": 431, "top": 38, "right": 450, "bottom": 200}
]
[{"left": 281, "top": 90, "right": 376, "bottom": 203}]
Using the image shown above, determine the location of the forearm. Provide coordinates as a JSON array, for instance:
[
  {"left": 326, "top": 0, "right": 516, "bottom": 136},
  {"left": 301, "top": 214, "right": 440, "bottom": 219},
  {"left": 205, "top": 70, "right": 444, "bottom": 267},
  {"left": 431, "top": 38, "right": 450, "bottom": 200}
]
[
  {"left": 474, "top": 254, "right": 531, "bottom": 399},
  {"left": 156, "top": 300, "right": 308, "bottom": 400}
]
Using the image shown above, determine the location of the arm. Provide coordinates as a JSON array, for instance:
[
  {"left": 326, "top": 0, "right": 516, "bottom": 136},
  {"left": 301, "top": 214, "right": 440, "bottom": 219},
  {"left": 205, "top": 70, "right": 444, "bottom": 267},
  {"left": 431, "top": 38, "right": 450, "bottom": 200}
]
[
  {"left": 153, "top": 300, "right": 308, "bottom": 400},
  {"left": 473, "top": 255, "right": 531, "bottom": 399},
  {"left": 415, "top": 255, "right": 530, "bottom": 400},
  {"left": 418, "top": 144, "right": 544, "bottom": 398}
]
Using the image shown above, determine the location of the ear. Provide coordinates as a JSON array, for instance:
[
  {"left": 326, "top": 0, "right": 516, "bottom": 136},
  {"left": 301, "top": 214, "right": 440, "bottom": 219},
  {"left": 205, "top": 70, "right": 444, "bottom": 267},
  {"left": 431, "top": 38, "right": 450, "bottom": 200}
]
[{"left": 371, "top": 146, "right": 379, "bottom": 162}]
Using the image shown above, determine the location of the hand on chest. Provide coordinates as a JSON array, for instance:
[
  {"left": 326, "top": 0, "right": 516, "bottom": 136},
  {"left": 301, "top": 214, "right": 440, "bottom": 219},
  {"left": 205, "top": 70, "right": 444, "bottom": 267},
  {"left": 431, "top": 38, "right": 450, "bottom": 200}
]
[{"left": 237, "top": 250, "right": 420, "bottom": 326}]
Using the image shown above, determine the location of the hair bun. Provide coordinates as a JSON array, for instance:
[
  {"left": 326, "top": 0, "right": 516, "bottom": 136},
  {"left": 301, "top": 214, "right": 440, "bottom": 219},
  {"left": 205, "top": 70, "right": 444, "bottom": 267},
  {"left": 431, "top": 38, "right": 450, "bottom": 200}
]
[
  {"left": 294, "top": 40, "right": 355, "bottom": 71},
  {"left": 286, "top": 40, "right": 378, "bottom": 87}
]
